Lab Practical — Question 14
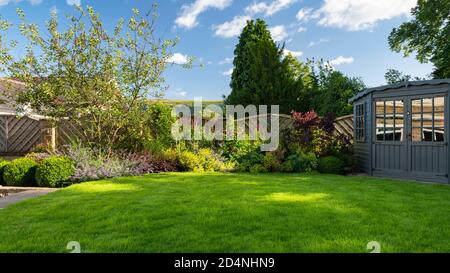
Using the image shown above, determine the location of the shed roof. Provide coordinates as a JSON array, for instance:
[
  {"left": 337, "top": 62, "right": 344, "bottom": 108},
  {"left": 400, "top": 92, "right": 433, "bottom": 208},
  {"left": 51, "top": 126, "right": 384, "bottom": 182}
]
[{"left": 349, "top": 79, "right": 450, "bottom": 103}]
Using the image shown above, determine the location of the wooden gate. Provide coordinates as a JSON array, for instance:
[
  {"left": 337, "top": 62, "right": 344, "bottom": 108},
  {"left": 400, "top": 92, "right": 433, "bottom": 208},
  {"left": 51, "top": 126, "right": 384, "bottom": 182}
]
[{"left": 0, "top": 115, "right": 41, "bottom": 155}]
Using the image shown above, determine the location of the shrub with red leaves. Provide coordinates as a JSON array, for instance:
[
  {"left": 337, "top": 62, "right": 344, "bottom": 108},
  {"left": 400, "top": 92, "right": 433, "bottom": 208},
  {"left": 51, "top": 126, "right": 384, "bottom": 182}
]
[
  {"left": 290, "top": 111, "right": 320, "bottom": 144},
  {"left": 284, "top": 110, "right": 351, "bottom": 158},
  {"left": 121, "top": 152, "right": 179, "bottom": 175},
  {"left": 131, "top": 160, "right": 179, "bottom": 175},
  {"left": 292, "top": 111, "right": 319, "bottom": 130}
]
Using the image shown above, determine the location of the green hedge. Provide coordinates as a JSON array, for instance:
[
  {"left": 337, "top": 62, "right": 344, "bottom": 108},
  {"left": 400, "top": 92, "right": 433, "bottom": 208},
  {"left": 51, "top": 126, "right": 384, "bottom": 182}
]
[
  {"left": 318, "top": 156, "right": 345, "bottom": 175},
  {"left": 35, "top": 156, "right": 75, "bottom": 188},
  {"left": 3, "top": 158, "right": 38, "bottom": 186},
  {"left": 0, "top": 159, "right": 9, "bottom": 186}
]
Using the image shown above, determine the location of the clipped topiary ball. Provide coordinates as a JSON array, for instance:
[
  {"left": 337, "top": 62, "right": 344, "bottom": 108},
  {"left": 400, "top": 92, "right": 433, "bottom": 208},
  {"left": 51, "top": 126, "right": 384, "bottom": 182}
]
[
  {"left": 35, "top": 156, "right": 75, "bottom": 188},
  {"left": 3, "top": 158, "right": 38, "bottom": 187}
]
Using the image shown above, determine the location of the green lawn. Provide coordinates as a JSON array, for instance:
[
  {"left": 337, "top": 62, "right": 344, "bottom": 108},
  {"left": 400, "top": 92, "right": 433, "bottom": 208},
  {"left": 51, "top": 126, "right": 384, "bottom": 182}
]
[{"left": 1, "top": 173, "right": 450, "bottom": 253}]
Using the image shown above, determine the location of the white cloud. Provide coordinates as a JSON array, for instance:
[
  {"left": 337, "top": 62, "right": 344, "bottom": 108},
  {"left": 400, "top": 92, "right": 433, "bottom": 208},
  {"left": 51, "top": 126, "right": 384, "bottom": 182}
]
[
  {"left": 175, "top": 0, "right": 233, "bottom": 29},
  {"left": 330, "top": 56, "right": 354, "bottom": 66},
  {"left": 315, "top": 0, "right": 416, "bottom": 31},
  {"left": 283, "top": 49, "right": 303, "bottom": 58},
  {"left": 219, "top": 57, "right": 233, "bottom": 65},
  {"left": 269, "top": 25, "right": 288, "bottom": 42},
  {"left": 308, "top": 38, "right": 329, "bottom": 47},
  {"left": 177, "top": 91, "right": 188, "bottom": 97},
  {"left": 222, "top": 68, "right": 234, "bottom": 76},
  {"left": 67, "top": 0, "right": 81, "bottom": 6},
  {"left": 245, "top": 0, "right": 297, "bottom": 16},
  {"left": 296, "top": 8, "right": 315, "bottom": 22},
  {"left": 167, "top": 53, "right": 190, "bottom": 65},
  {"left": 297, "top": 27, "right": 307, "bottom": 33},
  {"left": 213, "top": 16, "right": 251, "bottom": 38},
  {"left": 0, "top": 0, "right": 42, "bottom": 6}
]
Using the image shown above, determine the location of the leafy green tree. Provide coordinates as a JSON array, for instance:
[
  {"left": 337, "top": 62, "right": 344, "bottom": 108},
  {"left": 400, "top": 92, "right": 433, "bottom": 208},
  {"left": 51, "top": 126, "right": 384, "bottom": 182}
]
[
  {"left": 0, "top": 5, "right": 186, "bottom": 150},
  {"left": 225, "top": 19, "right": 283, "bottom": 107},
  {"left": 384, "top": 69, "right": 426, "bottom": 85},
  {"left": 278, "top": 54, "right": 316, "bottom": 113},
  {"left": 312, "top": 62, "right": 366, "bottom": 117},
  {"left": 388, "top": 0, "right": 450, "bottom": 78},
  {"left": 225, "top": 19, "right": 317, "bottom": 114}
]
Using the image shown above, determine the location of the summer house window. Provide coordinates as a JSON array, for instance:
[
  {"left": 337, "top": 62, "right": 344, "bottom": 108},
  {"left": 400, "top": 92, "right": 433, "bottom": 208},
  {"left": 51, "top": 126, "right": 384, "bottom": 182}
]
[
  {"left": 411, "top": 97, "right": 445, "bottom": 142},
  {"left": 376, "top": 100, "right": 404, "bottom": 141},
  {"left": 355, "top": 104, "right": 365, "bottom": 142}
]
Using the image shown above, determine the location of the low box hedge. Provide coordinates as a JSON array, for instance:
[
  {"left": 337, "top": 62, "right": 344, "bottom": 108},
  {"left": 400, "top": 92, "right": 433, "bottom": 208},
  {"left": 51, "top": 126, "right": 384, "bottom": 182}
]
[
  {"left": 35, "top": 156, "right": 75, "bottom": 188},
  {"left": 3, "top": 158, "right": 38, "bottom": 187}
]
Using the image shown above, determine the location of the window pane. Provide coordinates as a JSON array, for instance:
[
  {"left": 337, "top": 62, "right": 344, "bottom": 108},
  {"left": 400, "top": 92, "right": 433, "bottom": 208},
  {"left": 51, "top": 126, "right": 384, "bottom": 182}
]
[
  {"left": 395, "top": 100, "right": 404, "bottom": 114},
  {"left": 385, "top": 116, "right": 394, "bottom": 126},
  {"left": 423, "top": 128, "right": 433, "bottom": 141},
  {"left": 412, "top": 99, "right": 422, "bottom": 113},
  {"left": 394, "top": 128, "right": 403, "bottom": 141},
  {"left": 434, "top": 112, "right": 444, "bottom": 127},
  {"left": 395, "top": 118, "right": 404, "bottom": 129},
  {"left": 385, "top": 130, "right": 395, "bottom": 141},
  {"left": 376, "top": 128, "right": 384, "bottom": 141},
  {"left": 435, "top": 128, "right": 445, "bottom": 142},
  {"left": 412, "top": 128, "right": 422, "bottom": 142},
  {"left": 355, "top": 104, "right": 365, "bottom": 142},
  {"left": 412, "top": 114, "right": 422, "bottom": 127},
  {"left": 422, "top": 98, "right": 433, "bottom": 113},
  {"left": 385, "top": 101, "right": 394, "bottom": 114},
  {"left": 422, "top": 113, "right": 433, "bottom": 127},
  {"left": 434, "top": 97, "right": 445, "bottom": 112},
  {"left": 395, "top": 117, "right": 404, "bottom": 129},
  {"left": 376, "top": 117, "right": 385, "bottom": 127},
  {"left": 376, "top": 101, "right": 384, "bottom": 115}
]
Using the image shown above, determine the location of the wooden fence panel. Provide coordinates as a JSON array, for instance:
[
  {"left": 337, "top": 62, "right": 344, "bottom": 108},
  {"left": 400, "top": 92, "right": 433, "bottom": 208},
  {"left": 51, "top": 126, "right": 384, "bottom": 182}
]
[
  {"left": 334, "top": 115, "right": 354, "bottom": 142},
  {"left": 0, "top": 113, "right": 355, "bottom": 155},
  {"left": 0, "top": 116, "right": 7, "bottom": 152},
  {"left": 56, "top": 121, "right": 85, "bottom": 149},
  {"left": 0, "top": 115, "right": 41, "bottom": 155}
]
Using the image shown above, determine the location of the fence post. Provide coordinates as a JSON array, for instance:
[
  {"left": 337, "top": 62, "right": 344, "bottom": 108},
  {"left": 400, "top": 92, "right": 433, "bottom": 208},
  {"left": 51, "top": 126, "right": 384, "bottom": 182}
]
[{"left": 40, "top": 119, "right": 56, "bottom": 151}]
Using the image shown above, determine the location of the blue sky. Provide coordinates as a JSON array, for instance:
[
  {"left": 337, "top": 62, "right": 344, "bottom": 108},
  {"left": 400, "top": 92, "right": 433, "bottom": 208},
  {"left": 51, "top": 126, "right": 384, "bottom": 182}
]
[{"left": 0, "top": 0, "right": 433, "bottom": 100}]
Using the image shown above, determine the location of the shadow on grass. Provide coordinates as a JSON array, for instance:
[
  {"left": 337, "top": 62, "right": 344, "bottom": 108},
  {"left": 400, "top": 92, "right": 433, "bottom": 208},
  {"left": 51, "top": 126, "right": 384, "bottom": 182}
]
[{"left": 1, "top": 173, "right": 450, "bottom": 252}]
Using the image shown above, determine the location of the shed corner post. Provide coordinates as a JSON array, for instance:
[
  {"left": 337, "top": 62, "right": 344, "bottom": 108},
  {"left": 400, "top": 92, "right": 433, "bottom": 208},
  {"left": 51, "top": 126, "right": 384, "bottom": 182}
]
[
  {"left": 448, "top": 86, "right": 450, "bottom": 184},
  {"left": 369, "top": 92, "right": 374, "bottom": 176}
]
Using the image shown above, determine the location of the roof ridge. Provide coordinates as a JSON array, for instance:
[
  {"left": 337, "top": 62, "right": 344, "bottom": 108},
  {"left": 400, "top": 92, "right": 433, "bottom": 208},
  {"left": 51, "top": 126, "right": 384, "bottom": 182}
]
[{"left": 349, "top": 79, "right": 450, "bottom": 103}]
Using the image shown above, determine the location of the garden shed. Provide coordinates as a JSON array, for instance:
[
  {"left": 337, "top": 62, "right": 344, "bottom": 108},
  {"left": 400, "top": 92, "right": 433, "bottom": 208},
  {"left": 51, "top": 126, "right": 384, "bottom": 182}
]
[{"left": 350, "top": 79, "right": 450, "bottom": 183}]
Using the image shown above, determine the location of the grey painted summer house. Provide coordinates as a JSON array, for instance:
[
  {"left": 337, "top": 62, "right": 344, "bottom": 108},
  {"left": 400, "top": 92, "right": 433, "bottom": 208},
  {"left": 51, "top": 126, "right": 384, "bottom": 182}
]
[{"left": 350, "top": 79, "right": 450, "bottom": 184}]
